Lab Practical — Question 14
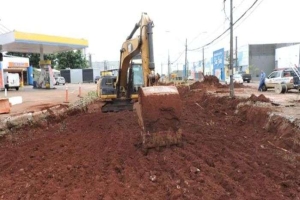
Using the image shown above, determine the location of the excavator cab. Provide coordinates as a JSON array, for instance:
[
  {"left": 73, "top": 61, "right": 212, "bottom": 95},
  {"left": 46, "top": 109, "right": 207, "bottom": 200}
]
[{"left": 99, "top": 13, "right": 183, "bottom": 150}]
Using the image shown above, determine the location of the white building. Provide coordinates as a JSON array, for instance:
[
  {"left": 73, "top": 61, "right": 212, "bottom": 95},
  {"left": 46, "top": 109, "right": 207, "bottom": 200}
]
[{"left": 0, "top": 55, "right": 30, "bottom": 89}]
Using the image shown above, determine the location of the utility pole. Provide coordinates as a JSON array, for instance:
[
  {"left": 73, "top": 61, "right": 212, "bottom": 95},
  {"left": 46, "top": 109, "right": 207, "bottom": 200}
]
[
  {"left": 235, "top": 36, "right": 238, "bottom": 71},
  {"left": 89, "top": 53, "right": 92, "bottom": 68},
  {"left": 229, "top": 0, "right": 234, "bottom": 97},
  {"left": 202, "top": 47, "right": 205, "bottom": 75},
  {"left": 185, "top": 38, "right": 188, "bottom": 79},
  {"left": 104, "top": 60, "right": 107, "bottom": 70},
  {"left": 168, "top": 50, "right": 170, "bottom": 78}
]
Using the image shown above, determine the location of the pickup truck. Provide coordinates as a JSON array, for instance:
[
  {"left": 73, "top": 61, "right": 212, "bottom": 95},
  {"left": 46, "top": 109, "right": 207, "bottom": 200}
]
[
  {"left": 263, "top": 68, "right": 300, "bottom": 92},
  {"left": 238, "top": 71, "right": 252, "bottom": 83}
]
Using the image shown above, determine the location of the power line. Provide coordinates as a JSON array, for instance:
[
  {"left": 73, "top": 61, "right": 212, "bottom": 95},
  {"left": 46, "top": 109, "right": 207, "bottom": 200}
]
[
  {"left": 233, "top": 0, "right": 265, "bottom": 31},
  {"left": 224, "top": 0, "right": 247, "bottom": 21},
  {"left": 188, "top": 31, "right": 207, "bottom": 46},
  {"left": 185, "top": 1, "right": 230, "bottom": 50},
  {"left": 189, "top": 18, "right": 227, "bottom": 49},
  {"left": 223, "top": 0, "right": 230, "bottom": 21},
  {"left": 171, "top": 50, "right": 185, "bottom": 64},
  {"left": 191, "top": 0, "right": 264, "bottom": 52},
  {"left": 189, "top": 0, "right": 260, "bottom": 51},
  {"left": 234, "top": 0, "right": 247, "bottom": 11},
  {"left": 0, "top": 20, "right": 11, "bottom": 34},
  {"left": 0, "top": 25, "right": 10, "bottom": 32},
  {"left": 188, "top": 0, "right": 251, "bottom": 51},
  {"left": 191, "top": 0, "right": 264, "bottom": 53},
  {"left": 166, "top": 0, "right": 262, "bottom": 65}
]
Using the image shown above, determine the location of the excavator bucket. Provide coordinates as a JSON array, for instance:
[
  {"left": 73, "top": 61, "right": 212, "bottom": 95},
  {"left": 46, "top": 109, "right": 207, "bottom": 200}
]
[
  {"left": 0, "top": 98, "right": 11, "bottom": 114},
  {"left": 135, "top": 86, "right": 182, "bottom": 150}
]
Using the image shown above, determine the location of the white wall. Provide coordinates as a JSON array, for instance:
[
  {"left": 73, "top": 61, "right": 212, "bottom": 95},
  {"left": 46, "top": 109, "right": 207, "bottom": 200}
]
[
  {"left": 70, "top": 69, "right": 83, "bottom": 83},
  {"left": 275, "top": 44, "right": 300, "bottom": 68}
]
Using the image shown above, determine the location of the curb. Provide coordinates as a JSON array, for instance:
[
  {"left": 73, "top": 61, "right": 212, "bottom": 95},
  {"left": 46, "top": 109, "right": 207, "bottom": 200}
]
[{"left": 0, "top": 94, "right": 98, "bottom": 137}]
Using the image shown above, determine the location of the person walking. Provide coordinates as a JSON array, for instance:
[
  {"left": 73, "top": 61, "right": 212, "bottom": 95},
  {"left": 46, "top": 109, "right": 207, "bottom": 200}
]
[{"left": 258, "top": 70, "right": 266, "bottom": 91}]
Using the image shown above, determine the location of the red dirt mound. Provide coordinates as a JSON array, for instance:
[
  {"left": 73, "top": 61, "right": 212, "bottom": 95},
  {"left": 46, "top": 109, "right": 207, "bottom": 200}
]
[
  {"left": 190, "top": 75, "right": 224, "bottom": 90},
  {"left": 249, "top": 94, "right": 271, "bottom": 102},
  {"left": 233, "top": 82, "right": 245, "bottom": 88},
  {"left": 158, "top": 82, "right": 174, "bottom": 86},
  {"left": 189, "top": 81, "right": 203, "bottom": 90},
  {"left": 203, "top": 75, "right": 220, "bottom": 84}
]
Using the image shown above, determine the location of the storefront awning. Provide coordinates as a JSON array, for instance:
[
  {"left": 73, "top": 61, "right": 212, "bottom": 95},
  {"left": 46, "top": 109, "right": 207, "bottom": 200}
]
[
  {"left": 0, "top": 31, "right": 88, "bottom": 54},
  {"left": 3, "top": 68, "right": 25, "bottom": 72}
]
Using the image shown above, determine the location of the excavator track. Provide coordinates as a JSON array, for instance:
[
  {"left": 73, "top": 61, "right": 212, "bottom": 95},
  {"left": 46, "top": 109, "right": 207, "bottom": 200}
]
[{"left": 101, "top": 99, "right": 134, "bottom": 112}]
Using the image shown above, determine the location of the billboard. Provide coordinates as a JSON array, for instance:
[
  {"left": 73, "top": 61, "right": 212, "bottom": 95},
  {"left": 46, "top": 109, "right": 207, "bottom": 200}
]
[
  {"left": 238, "top": 45, "right": 249, "bottom": 67},
  {"left": 213, "top": 48, "right": 225, "bottom": 80}
]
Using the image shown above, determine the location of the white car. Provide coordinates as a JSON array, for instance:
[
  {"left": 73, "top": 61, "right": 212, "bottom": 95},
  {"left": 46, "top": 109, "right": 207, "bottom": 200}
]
[
  {"left": 225, "top": 74, "right": 243, "bottom": 84},
  {"left": 187, "top": 76, "right": 194, "bottom": 81},
  {"left": 55, "top": 77, "right": 66, "bottom": 85}
]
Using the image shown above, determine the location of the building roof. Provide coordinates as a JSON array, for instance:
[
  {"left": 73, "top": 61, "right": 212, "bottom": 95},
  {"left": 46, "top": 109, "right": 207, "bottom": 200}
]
[{"left": 0, "top": 31, "right": 88, "bottom": 54}]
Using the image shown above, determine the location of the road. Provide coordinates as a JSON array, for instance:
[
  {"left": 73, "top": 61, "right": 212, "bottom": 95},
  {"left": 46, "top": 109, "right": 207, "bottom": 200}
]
[
  {"left": 2, "top": 80, "right": 300, "bottom": 120},
  {"left": 0, "top": 83, "right": 97, "bottom": 118}
]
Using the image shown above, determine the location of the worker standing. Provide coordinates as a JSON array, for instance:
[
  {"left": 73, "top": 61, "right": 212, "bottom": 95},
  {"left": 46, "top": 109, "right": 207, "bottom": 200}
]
[
  {"left": 258, "top": 70, "right": 266, "bottom": 91},
  {"left": 155, "top": 73, "right": 160, "bottom": 85}
]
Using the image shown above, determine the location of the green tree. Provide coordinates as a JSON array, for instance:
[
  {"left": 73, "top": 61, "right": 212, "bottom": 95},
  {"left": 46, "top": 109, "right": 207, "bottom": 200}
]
[
  {"left": 56, "top": 50, "right": 87, "bottom": 69},
  {"left": 6, "top": 50, "right": 87, "bottom": 69}
]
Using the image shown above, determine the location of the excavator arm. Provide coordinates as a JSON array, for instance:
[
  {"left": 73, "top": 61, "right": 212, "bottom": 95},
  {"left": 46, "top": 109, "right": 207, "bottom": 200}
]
[
  {"left": 99, "top": 13, "right": 182, "bottom": 151},
  {"left": 116, "top": 13, "right": 156, "bottom": 98}
]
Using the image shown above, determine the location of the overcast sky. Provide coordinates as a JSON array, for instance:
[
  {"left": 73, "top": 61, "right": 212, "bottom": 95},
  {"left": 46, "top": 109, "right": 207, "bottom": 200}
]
[{"left": 1, "top": 0, "right": 300, "bottom": 74}]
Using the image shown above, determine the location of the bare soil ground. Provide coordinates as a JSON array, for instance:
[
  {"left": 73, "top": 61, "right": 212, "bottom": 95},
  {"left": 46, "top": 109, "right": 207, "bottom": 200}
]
[{"left": 0, "top": 77, "right": 300, "bottom": 199}]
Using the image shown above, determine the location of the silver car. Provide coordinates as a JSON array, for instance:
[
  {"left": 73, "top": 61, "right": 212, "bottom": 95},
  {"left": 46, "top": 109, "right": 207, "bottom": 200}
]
[{"left": 55, "top": 77, "right": 66, "bottom": 85}]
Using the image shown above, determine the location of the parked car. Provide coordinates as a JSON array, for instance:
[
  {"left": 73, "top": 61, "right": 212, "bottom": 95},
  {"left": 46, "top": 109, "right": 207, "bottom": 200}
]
[
  {"left": 238, "top": 71, "right": 252, "bottom": 83},
  {"left": 95, "top": 76, "right": 100, "bottom": 84},
  {"left": 225, "top": 74, "right": 243, "bottom": 85},
  {"left": 4, "top": 72, "right": 20, "bottom": 90},
  {"left": 187, "top": 76, "right": 194, "bottom": 81},
  {"left": 55, "top": 77, "right": 66, "bottom": 85}
]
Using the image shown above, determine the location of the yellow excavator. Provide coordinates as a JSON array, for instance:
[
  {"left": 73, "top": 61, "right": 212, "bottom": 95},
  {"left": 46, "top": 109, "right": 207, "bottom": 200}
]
[{"left": 97, "top": 13, "right": 182, "bottom": 150}]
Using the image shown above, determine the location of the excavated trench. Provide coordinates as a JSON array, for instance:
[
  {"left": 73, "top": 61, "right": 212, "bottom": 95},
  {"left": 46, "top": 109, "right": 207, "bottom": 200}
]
[{"left": 0, "top": 76, "right": 299, "bottom": 199}]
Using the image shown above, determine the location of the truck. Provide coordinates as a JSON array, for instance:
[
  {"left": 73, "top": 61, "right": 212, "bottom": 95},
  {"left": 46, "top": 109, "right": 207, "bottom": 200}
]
[
  {"left": 237, "top": 71, "right": 252, "bottom": 83},
  {"left": 3, "top": 72, "right": 20, "bottom": 91},
  {"left": 263, "top": 67, "right": 300, "bottom": 93}
]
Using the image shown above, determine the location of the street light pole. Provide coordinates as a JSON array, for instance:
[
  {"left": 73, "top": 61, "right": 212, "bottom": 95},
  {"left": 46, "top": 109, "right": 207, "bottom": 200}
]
[
  {"left": 202, "top": 47, "right": 205, "bottom": 75},
  {"left": 229, "top": 0, "right": 235, "bottom": 97},
  {"left": 185, "top": 38, "right": 188, "bottom": 79},
  {"left": 89, "top": 53, "right": 92, "bottom": 68},
  {"left": 168, "top": 50, "right": 170, "bottom": 78},
  {"left": 165, "top": 30, "right": 171, "bottom": 79},
  {"left": 236, "top": 36, "right": 238, "bottom": 71}
]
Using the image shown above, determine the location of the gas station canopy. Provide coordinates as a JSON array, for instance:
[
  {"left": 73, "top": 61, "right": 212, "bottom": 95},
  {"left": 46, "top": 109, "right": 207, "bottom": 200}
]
[{"left": 0, "top": 30, "right": 88, "bottom": 54}]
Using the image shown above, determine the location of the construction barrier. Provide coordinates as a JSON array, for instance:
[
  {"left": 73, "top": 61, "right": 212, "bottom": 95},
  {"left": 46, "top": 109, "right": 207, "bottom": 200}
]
[{"left": 0, "top": 98, "right": 11, "bottom": 114}]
